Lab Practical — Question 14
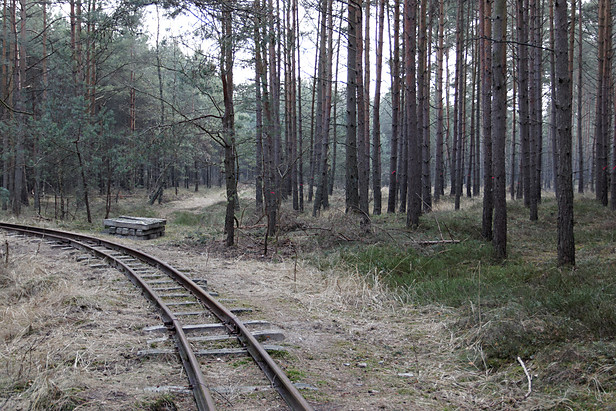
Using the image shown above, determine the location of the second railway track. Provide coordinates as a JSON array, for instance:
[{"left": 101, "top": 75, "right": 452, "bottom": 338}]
[{"left": 0, "top": 222, "right": 314, "bottom": 410}]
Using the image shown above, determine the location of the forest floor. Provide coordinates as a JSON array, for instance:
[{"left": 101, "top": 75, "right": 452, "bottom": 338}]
[{"left": 1, "top": 187, "right": 615, "bottom": 410}]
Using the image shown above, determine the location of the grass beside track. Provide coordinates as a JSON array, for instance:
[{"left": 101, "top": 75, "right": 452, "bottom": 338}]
[{"left": 325, "top": 195, "right": 616, "bottom": 406}]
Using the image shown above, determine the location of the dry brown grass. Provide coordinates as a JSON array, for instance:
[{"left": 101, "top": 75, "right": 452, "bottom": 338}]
[{"left": 0, "top": 233, "right": 195, "bottom": 410}]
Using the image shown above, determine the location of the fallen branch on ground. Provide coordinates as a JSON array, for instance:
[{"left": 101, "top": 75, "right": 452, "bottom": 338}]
[
  {"left": 417, "top": 240, "right": 461, "bottom": 245},
  {"left": 517, "top": 356, "right": 532, "bottom": 399}
]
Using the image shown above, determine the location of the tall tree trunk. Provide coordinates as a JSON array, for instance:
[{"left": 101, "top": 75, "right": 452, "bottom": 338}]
[
  {"left": 33, "top": 0, "right": 48, "bottom": 213},
  {"left": 511, "top": 44, "right": 517, "bottom": 200},
  {"left": 595, "top": 0, "right": 609, "bottom": 205},
  {"left": 387, "top": 0, "right": 401, "bottom": 212},
  {"left": 254, "top": 13, "right": 264, "bottom": 214},
  {"left": 221, "top": 5, "right": 236, "bottom": 246},
  {"left": 290, "top": 0, "right": 299, "bottom": 210},
  {"left": 404, "top": 0, "right": 420, "bottom": 227},
  {"left": 75, "top": 134, "right": 92, "bottom": 223},
  {"left": 363, "top": 0, "right": 371, "bottom": 206},
  {"left": 517, "top": 0, "right": 531, "bottom": 212},
  {"left": 481, "top": 0, "right": 493, "bottom": 240},
  {"left": 468, "top": 40, "right": 478, "bottom": 199},
  {"left": 313, "top": 0, "right": 333, "bottom": 216},
  {"left": 356, "top": 2, "right": 369, "bottom": 219},
  {"left": 418, "top": 0, "right": 430, "bottom": 211},
  {"left": 345, "top": 0, "right": 360, "bottom": 212},
  {"left": 533, "top": 0, "right": 543, "bottom": 202},
  {"left": 528, "top": 0, "right": 539, "bottom": 220},
  {"left": 372, "top": 0, "right": 385, "bottom": 215},
  {"left": 492, "top": 0, "right": 507, "bottom": 259},
  {"left": 452, "top": 0, "right": 463, "bottom": 210},
  {"left": 576, "top": 0, "right": 583, "bottom": 193},
  {"left": 295, "top": 0, "right": 304, "bottom": 211},
  {"left": 549, "top": 0, "right": 558, "bottom": 197},
  {"left": 554, "top": 0, "right": 574, "bottom": 265},
  {"left": 433, "top": 0, "right": 445, "bottom": 203},
  {"left": 11, "top": 0, "right": 24, "bottom": 215}
]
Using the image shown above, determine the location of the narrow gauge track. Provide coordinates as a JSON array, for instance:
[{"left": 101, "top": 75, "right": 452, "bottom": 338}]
[{"left": 0, "top": 222, "right": 314, "bottom": 411}]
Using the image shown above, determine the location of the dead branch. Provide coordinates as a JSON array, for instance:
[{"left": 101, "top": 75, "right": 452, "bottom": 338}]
[
  {"left": 517, "top": 356, "right": 532, "bottom": 399},
  {"left": 417, "top": 240, "right": 461, "bottom": 245}
]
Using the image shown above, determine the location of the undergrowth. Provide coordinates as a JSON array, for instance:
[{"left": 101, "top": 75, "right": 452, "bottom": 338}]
[{"left": 320, "top": 195, "right": 616, "bottom": 405}]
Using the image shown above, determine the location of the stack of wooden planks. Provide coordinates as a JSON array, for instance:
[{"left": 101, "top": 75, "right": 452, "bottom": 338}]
[{"left": 104, "top": 216, "right": 166, "bottom": 240}]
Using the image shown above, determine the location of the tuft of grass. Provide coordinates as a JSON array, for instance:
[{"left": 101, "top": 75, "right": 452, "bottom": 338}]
[
  {"left": 141, "top": 394, "right": 178, "bottom": 411},
  {"left": 29, "top": 376, "right": 87, "bottom": 411},
  {"left": 171, "top": 210, "right": 203, "bottom": 226},
  {"left": 286, "top": 368, "right": 306, "bottom": 382}
]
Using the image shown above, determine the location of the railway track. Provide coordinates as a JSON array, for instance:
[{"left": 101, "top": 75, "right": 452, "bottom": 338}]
[{"left": 0, "top": 222, "right": 314, "bottom": 411}]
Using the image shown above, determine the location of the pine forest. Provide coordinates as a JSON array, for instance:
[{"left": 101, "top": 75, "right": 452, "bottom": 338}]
[{"left": 2, "top": 0, "right": 616, "bottom": 407}]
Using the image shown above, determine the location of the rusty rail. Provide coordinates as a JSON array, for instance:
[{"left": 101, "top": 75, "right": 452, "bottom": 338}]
[{"left": 0, "top": 222, "right": 313, "bottom": 411}]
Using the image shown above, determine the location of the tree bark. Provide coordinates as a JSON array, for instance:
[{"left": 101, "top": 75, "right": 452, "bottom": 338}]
[
  {"left": 595, "top": 0, "right": 609, "bottom": 205},
  {"left": 576, "top": 0, "right": 583, "bottom": 194},
  {"left": 387, "top": 0, "right": 401, "bottom": 213},
  {"left": 433, "top": 0, "right": 445, "bottom": 203},
  {"left": 481, "top": 0, "right": 493, "bottom": 240},
  {"left": 452, "top": 0, "right": 464, "bottom": 210},
  {"left": 345, "top": 0, "right": 359, "bottom": 212},
  {"left": 221, "top": 5, "right": 236, "bottom": 246},
  {"left": 254, "top": 12, "right": 264, "bottom": 214},
  {"left": 372, "top": 0, "right": 385, "bottom": 215},
  {"left": 517, "top": 0, "right": 531, "bottom": 213},
  {"left": 492, "top": 0, "right": 507, "bottom": 260},
  {"left": 419, "top": 0, "right": 430, "bottom": 211},
  {"left": 404, "top": 0, "right": 420, "bottom": 228},
  {"left": 356, "top": 1, "right": 369, "bottom": 219},
  {"left": 295, "top": 0, "right": 304, "bottom": 212},
  {"left": 554, "top": 0, "right": 575, "bottom": 265}
]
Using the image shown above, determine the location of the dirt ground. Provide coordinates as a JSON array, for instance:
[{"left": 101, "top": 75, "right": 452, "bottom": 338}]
[{"left": 0, "top": 193, "right": 553, "bottom": 410}]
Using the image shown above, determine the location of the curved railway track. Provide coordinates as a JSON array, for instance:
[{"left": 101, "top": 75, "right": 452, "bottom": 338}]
[{"left": 0, "top": 222, "right": 314, "bottom": 411}]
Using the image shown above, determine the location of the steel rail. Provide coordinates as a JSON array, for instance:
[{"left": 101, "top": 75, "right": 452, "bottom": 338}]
[
  {"left": 0, "top": 222, "right": 216, "bottom": 410},
  {"left": 0, "top": 222, "right": 314, "bottom": 411}
]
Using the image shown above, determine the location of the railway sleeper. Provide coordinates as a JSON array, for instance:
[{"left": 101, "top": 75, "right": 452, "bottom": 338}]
[
  {"left": 152, "top": 286, "right": 183, "bottom": 292},
  {"left": 159, "top": 293, "right": 193, "bottom": 298},
  {"left": 137, "top": 344, "right": 286, "bottom": 357},
  {"left": 147, "top": 330, "right": 285, "bottom": 345},
  {"left": 146, "top": 279, "right": 176, "bottom": 284},
  {"left": 112, "top": 255, "right": 135, "bottom": 260},
  {"left": 144, "top": 320, "right": 270, "bottom": 333},
  {"left": 146, "top": 383, "right": 317, "bottom": 396},
  {"left": 127, "top": 265, "right": 149, "bottom": 270},
  {"left": 140, "top": 274, "right": 165, "bottom": 279},
  {"left": 165, "top": 301, "right": 200, "bottom": 307}
]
